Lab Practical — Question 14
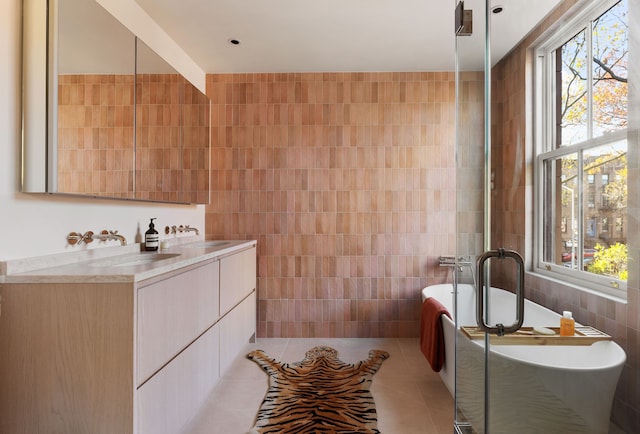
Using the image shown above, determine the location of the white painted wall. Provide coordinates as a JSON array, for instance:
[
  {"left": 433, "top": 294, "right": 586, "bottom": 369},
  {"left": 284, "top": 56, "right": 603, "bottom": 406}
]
[{"left": 0, "top": 0, "right": 205, "bottom": 261}]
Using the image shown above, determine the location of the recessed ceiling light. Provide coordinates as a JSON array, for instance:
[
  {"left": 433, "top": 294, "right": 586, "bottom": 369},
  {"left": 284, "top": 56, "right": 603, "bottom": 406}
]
[
  {"left": 492, "top": 5, "right": 504, "bottom": 14},
  {"left": 228, "top": 39, "right": 241, "bottom": 45}
]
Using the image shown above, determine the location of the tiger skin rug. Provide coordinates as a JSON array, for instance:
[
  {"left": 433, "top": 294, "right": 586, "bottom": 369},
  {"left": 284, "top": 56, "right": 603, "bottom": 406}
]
[{"left": 247, "top": 346, "right": 390, "bottom": 434}]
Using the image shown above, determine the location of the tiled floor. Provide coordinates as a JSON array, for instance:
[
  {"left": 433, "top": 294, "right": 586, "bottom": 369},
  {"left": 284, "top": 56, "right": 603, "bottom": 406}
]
[
  {"left": 185, "top": 337, "right": 627, "bottom": 434},
  {"left": 185, "top": 338, "right": 454, "bottom": 434}
]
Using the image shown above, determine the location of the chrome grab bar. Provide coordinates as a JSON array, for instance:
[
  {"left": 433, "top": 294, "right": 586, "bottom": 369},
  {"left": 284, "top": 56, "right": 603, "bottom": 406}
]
[{"left": 476, "top": 248, "right": 525, "bottom": 336}]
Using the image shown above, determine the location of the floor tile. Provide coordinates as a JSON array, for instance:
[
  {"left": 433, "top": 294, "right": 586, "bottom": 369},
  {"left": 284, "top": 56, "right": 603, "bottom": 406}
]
[
  {"left": 185, "top": 338, "right": 452, "bottom": 433},
  {"left": 184, "top": 337, "right": 624, "bottom": 433}
]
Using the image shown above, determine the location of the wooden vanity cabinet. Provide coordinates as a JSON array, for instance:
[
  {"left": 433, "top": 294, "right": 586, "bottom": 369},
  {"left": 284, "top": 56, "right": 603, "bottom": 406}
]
[
  {"left": 0, "top": 244, "right": 257, "bottom": 434},
  {"left": 0, "top": 279, "right": 136, "bottom": 434},
  {"left": 137, "top": 245, "right": 257, "bottom": 434},
  {"left": 136, "top": 258, "right": 221, "bottom": 434}
]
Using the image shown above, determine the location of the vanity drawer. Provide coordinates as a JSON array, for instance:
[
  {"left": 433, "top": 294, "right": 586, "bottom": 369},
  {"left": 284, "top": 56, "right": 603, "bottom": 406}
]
[
  {"left": 137, "top": 260, "right": 220, "bottom": 386},
  {"left": 219, "top": 246, "right": 256, "bottom": 316},
  {"left": 219, "top": 291, "right": 256, "bottom": 375},
  {"left": 137, "top": 323, "right": 220, "bottom": 434}
]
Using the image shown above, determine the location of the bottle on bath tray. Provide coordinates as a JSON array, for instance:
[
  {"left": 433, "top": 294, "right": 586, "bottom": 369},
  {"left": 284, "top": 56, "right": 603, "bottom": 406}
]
[
  {"left": 559, "top": 310, "right": 575, "bottom": 336},
  {"left": 145, "top": 218, "right": 159, "bottom": 251}
]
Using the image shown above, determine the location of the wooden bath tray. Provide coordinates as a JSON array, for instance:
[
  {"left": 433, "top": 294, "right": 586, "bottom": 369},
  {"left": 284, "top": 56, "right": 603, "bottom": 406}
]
[{"left": 461, "top": 326, "right": 612, "bottom": 345}]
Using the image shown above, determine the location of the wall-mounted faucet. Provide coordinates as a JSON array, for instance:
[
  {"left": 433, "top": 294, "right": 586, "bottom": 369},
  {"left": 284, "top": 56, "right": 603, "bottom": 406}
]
[
  {"left": 91, "top": 230, "right": 127, "bottom": 246},
  {"left": 439, "top": 255, "right": 475, "bottom": 286},
  {"left": 439, "top": 255, "right": 472, "bottom": 271},
  {"left": 164, "top": 225, "right": 199, "bottom": 236},
  {"left": 66, "top": 230, "right": 127, "bottom": 246},
  {"left": 181, "top": 225, "right": 199, "bottom": 235}
]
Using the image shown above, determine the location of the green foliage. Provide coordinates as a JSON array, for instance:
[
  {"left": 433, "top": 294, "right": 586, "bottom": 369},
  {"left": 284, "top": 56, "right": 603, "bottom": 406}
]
[
  {"left": 604, "top": 164, "right": 627, "bottom": 209},
  {"left": 587, "top": 242, "right": 627, "bottom": 281},
  {"left": 559, "top": 0, "right": 628, "bottom": 144}
]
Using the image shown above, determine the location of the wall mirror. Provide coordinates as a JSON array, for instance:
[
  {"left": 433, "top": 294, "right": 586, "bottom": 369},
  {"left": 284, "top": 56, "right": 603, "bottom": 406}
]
[
  {"left": 135, "top": 40, "right": 211, "bottom": 204},
  {"left": 22, "top": 0, "right": 210, "bottom": 204}
]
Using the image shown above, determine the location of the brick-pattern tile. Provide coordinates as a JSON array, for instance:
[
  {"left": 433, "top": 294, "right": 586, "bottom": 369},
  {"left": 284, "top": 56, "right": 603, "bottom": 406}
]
[
  {"left": 57, "top": 74, "right": 209, "bottom": 203},
  {"left": 206, "top": 72, "right": 465, "bottom": 338}
]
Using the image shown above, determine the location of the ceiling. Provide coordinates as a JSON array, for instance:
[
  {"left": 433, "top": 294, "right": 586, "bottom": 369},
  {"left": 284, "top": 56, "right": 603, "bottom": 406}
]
[
  {"left": 132, "top": 0, "right": 563, "bottom": 73},
  {"left": 59, "top": 0, "right": 178, "bottom": 74}
]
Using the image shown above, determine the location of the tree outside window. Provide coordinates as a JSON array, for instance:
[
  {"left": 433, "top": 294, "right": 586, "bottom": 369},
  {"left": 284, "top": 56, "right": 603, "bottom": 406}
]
[{"left": 540, "top": 0, "right": 628, "bottom": 286}]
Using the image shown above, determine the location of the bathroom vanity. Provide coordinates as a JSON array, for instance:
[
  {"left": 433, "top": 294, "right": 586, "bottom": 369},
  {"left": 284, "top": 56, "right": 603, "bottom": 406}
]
[{"left": 0, "top": 240, "right": 256, "bottom": 434}]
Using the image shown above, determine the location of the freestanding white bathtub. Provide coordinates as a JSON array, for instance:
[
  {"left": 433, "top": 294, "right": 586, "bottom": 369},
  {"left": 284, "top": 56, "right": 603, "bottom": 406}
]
[{"left": 421, "top": 283, "right": 625, "bottom": 434}]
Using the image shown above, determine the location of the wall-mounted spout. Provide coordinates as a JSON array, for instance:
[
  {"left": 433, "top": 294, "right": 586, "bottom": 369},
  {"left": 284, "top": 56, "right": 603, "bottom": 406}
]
[
  {"left": 181, "top": 225, "right": 199, "bottom": 235},
  {"left": 91, "top": 230, "right": 127, "bottom": 246}
]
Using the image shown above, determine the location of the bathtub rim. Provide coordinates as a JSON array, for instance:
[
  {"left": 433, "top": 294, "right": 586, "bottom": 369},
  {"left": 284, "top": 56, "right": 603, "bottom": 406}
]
[{"left": 422, "top": 283, "right": 627, "bottom": 372}]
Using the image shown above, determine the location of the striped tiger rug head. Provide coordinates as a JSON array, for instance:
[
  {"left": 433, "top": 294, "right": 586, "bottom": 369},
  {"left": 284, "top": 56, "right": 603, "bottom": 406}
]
[{"left": 247, "top": 346, "right": 390, "bottom": 434}]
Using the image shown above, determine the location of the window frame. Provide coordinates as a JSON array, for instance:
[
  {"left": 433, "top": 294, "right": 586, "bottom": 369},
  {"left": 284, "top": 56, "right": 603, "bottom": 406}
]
[{"left": 533, "top": 0, "right": 627, "bottom": 299}]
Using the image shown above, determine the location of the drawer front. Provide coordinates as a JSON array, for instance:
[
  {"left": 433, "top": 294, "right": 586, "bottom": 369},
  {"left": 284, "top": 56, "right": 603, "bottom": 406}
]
[
  {"left": 219, "top": 291, "right": 256, "bottom": 376},
  {"left": 219, "top": 247, "right": 256, "bottom": 316},
  {"left": 137, "top": 324, "right": 220, "bottom": 434},
  {"left": 137, "top": 261, "right": 220, "bottom": 386}
]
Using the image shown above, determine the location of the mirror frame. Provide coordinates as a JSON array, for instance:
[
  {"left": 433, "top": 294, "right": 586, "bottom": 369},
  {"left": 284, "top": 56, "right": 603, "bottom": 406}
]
[{"left": 22, "top": 0, "right": 50, "bottom": 192}]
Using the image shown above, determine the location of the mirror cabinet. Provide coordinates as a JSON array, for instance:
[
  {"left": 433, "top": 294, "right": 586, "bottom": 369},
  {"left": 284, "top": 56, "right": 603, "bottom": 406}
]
[{"left": 22, "top": 0, "right": 210, "bottom": 204}]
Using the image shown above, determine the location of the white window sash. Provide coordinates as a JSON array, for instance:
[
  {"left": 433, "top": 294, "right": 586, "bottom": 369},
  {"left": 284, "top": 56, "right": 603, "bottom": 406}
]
[{"left": 532, "top": 0, "right": 628, "bottom": 299}]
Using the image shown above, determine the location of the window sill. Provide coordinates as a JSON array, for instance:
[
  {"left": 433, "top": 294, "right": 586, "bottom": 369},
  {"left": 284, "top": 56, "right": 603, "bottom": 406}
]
[{"left": 526, "top": 269, "right": 627, "bottom": 304}]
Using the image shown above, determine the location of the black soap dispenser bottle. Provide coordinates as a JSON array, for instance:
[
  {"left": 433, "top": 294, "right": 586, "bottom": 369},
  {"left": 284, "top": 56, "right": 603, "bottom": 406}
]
[{"left": 145, "top": 218, "right": 159, "bottom": 251}]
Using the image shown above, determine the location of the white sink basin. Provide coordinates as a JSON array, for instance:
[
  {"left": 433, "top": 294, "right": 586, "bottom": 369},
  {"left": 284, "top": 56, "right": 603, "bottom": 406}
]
[{"left": 89, "top": 253, "right": 181, "bottom": 268}]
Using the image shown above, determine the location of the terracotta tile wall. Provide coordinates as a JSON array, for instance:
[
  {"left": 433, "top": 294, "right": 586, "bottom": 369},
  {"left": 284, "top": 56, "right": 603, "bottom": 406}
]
[
  {"left": 456, "top": 71, "right": 486, "bottom": 259},
  {"left": 58, "top": 74, "right": 210, "bottom": 203},
  {"left": 491, "top": 0, "right": 640, "bottom": 431},
  {"left": 205, "top": 72, "right": 461, "bottom": 338},
  {"left": 57, "top": 74, "right": 135, "bottom": 198},
  {"left": 180, "top": 82, "right": 211, "bottom": 204},
  {"left": 136, "top": 74, "right": 210, "bottom": 203},
  {"left": 135, "top": 73, "right": 181, "bottom": 202}
]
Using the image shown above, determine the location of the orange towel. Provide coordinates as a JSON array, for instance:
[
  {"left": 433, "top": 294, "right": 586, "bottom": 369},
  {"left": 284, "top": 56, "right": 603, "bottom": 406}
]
[{"left": 420, "top": 297, "right": 452, "bottom": 372}]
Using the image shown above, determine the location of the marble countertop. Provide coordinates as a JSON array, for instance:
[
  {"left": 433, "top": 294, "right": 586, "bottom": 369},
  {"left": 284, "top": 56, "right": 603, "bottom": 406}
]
[{"left": 1, "top": 238, "right": 257, "bottom": 284}]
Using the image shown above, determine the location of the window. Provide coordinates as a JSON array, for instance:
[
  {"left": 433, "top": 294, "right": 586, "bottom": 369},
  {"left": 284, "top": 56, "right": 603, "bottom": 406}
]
[
  {"left": 535, "top": 0, "right": 628, "bottom": 297},
  {"left": 587, "top": 190, "right": 595, "bottom": 208},
  {"left": 601, "top": 186, "right": 610, "bottom": 208}
]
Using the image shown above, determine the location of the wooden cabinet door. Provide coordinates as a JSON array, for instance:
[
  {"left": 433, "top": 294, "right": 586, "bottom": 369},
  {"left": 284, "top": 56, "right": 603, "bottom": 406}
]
[
  {"left": 219, "top": 292, "right": 256, "bottom": 375},
  {"left": 219, "top": 247, "right": 256, "bottom": 316},
  {"left": 137, "top": 324, "right": 220, "bottom": 434},
  {"left": 137, "top": 260, "right": 220, "bottom": 386}
]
